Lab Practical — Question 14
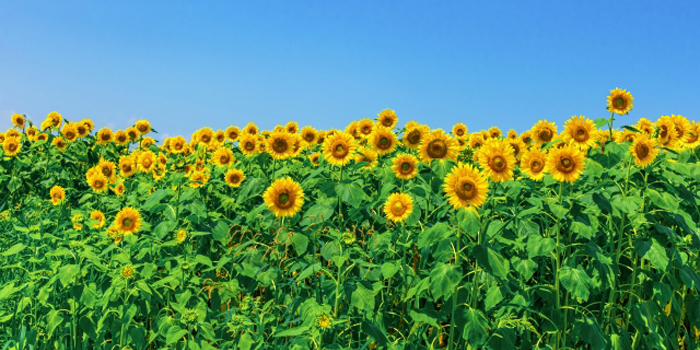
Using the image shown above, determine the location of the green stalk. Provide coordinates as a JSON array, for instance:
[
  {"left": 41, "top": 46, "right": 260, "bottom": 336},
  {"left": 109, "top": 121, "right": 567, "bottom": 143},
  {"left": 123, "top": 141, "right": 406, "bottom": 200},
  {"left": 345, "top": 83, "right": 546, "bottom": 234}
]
[
  {"left": 554, "top": 181, "right": 564, "bottom": 349},
  {"left": 607, "top": 156, "right": 633, "bottom": 327},
  {"left": 448, "top": 214, "right": 462, "bottom": 350}
]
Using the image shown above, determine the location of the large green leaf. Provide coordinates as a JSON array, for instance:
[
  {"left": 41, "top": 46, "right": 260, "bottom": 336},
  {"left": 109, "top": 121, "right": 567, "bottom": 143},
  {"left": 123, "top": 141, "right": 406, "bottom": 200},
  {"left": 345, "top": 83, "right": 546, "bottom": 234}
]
[
  {"left": 474, "top": 245, "right": 510, "bottom": 280},
  {"left": 559, "top": 265, "right": 594, "bottom": 302},
  {"left": 461, "top": 308, "right": 489, "bottom": 346},
  {"left": 526, "top": 235, "right": 555, "bottom": 259},
  {"left": 350, "top": 282, "right": 375, "bottom": 313},
  {"left": 429, "top": 262, "right": 463, "bottom": 300},
  {"left": 634, "top": 238, "right": 669, "bottom": 271}
]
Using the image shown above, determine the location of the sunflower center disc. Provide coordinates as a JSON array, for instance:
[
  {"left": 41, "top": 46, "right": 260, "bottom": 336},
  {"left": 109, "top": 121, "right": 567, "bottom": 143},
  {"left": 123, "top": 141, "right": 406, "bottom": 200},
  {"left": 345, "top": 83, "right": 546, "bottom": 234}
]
[
  {"left": 401, "top": 163, "right": 410, "bottom": 171},
  {"left": 380, "top": 138, "right": 388, "bottom": 146},
  {"left": 636, "top": 144, "right": 649, "bottom": 158},
  {"left": 492, "top": 156, "right": 505, "bottom": 170},
  {"left": 463, "top": 182, "right": 473, "bottom": 192},
  {"left": 615, "top": 97, "right": 624, "bottom": 108},
  {"left": 279, "top": 193, "right": 289, "bottom": 204},
  {"left": 392, "top": 201, "right": 404, "bottom": 214},
  {"left": 9, "top": 144, "right": 16, "bottom": 152},
  {"left": 428, "top": 140, "right": 447, "bottom": 158},
  {"left": 95, "top": 180, "right": 103, "bottom": 188},
  {"left": 305, "top": 134, "right": 313, "bottom": 141},
  {"left": 123, "top": 218, "right": 132, "bottom": 228},
  {"left": 383, "top": 118, "right": 392, "bottom": 127},
  {"left": 560, "top": 157, "right": 573, "bottom": 172},
  {"left": 532, "top": 160, "right": 543, "bottom": 172},
  {"left": 407, "top": 130, "right": 421, "bottom": 144},
  {"left": 540, "top": 130, "right": 552, "bottom": 141}
]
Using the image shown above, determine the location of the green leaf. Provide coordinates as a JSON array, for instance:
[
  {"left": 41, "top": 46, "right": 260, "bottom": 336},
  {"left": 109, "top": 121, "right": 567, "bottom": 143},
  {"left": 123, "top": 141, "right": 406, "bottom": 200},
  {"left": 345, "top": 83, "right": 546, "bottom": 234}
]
[
  {"left": 2, "top": 243, "right": 26, "bottom": 256},
  {"left": 457, "top": 208, "right": 480, "bottom": 236},
  {"left": 572, "top": 317, "right": 607, "bottom": 349},
  {"left": 592, "top": 192, "right": 612, "bottom": 214},
  {"left": 275, "top": 326, "right": 310, "bottom": 337},
  {"left": 634, "top": 238, "right": 669, "bottom": 271},
  {"left": 429, "top": 262, "right": 462, "bottom": 300},
  {"left": 474, "top": 245, "right": 510, "bottom": 280},
  {"left": 680, "top": 265, "right": 700, "bottom": 290},
  {"left": 594, "top": 118, "right": 609, "bottom": 128},
  {"left": 646, "top": 189, "right": 679, "bottom": 212},
  {"left": 58, "top": 264, "right": 81, "bottom": 287},
  {"left": 417, "top": 222, "right": 450, "bottom": 249},
  {"left": 142, "top": 189, "right": 169, "bottom": 212},
  {"left": 381, "top": 262, "right": 399, "bottom": 279},
  {"left": 559, "top": 265, "right": 594, "bottom": 302},
  {"left": 212, "top": 220, "right": 230, "bottom": 243},
  {"left": 46, "top": 309, "right": 64, "bottom": 339},
  {"left": 462, "top": 308, "right": 489, "bottom": 345},
  {"left": 0, "top": 283, "right": 17, "bottom": 300},
  {"left": 484, "top": 285, "right": 504, "bottom": 311},
  {"left": 290, "top": 232, "right": 309, "bottom": 256},
  {"left": 409, "top": 309, "right": 440, "bottom": 328},
  {"left": 335, "top": 181, "right": 366, "bottom": 208},
  {"left": 300, "top": 200, "right": 335, "bottom": 226},
  {"left": 350, "top": 282, "right": 375, "bottom": 312},
  {"left": 165, "top": 325, "right": 188, "bottom": 344},
  {"left": 526, "top": 235, "right": 555, "bottom": 259},
  {"left": 511, "top": 257, "right": 537, "bottom": 281},
  {"left": 485, "top": 220, "right": 507, "bottom": 238},
  {"left": 361, "top": 320, "right": 388, "bottom": 346}
]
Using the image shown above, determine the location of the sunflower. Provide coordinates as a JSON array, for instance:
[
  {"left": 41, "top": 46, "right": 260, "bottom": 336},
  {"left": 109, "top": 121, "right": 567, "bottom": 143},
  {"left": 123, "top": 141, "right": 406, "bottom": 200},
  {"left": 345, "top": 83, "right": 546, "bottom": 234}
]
[
  {"left": 671, "top": 115, "right": 691, "bottom": 149},
  {"left": 345, "top": 121, "right": 361, "bottom": 140},
  {"left": 90, "top": 210, "right": 105, "bottom": 228},
  {"left": 488, "top": 126, "right": 502, "bottom": 139},
  {"left": 11, "top": 114, "right": 25, "bottom": 128},
  {"left": 383, "top": 193, "right": 414, "bottom": 223},
  {"left": 50, "top": 185, "right": 66, "bottom": 206},
  {"left": 355, "top": 147, "right": 378, "bottom": 171},
  {"left": 239, "top": 135, "right": 259, "bottom": 156},
  {"left": 212, "top": 147, "right": 236, "bottom": 167},
  {"left": 62, "top": 123, "right": 78, "bottom": 142},
  {"left": 263, "top": 177, "right": 305, "bottom": 218},
  {"left": 45, "top": 111, "right": 62, "bottom": 130},
  {"left": 95, "top": 127, "right": 113, "bottom": 145},
  {"left": 81, "top": 119, "right": 95, "bottom": 133},
  {"left": 476, "top": 139, "right": 516, "bottom": 182},
  {"left": 530, "top": 120, "right": 558, "bottom": 145},
  {"left": 214, "top": 129, "right": 226, "bottom": 144},
  {"left": 545, "top": 144, "right": 586, "bottom": 183},
  {"left": 113, "top": 182, "right": 126, "bottom": 196},
  {"left": 607, "top": 88, "right": 634, "bottom": 115},
  {"left": 274, "top": 125, "right": 285, "bottom": 133},
  {"left": 87, "top": 172, "right": 109, "bottom": 193},
  {"left": 119, "top": 155, "right": 137, "bottom": 177},
  {"left": 136, "top": 151, "right": 156, "bottom": 173},
  {"left": 135, "top": 120, "right": 151, "bottom": 134},
  {"left": 121, "top": 265, "right": 134, "bottom": 279},
  {"left": 0, "top": 132, "right": 5, "bottom": 144},
  {"left": 615, "top": 129, "right": 636, "bottom": 144},
  {"left": 520, "top": 130, "right": 532, "bottom": 145},
  {"left": 309, "top": 152, "right": 321, "bottom": 167},
  {"left": 224, "top": 168, "right": 245, "bottom": 188},
  {"left": 288, "top": 134, "right": 304, "bottom": 158},
  {"left": 301, "top": 126, "right": 318, "bottom": 145},
  {"left": 506, "top": 138, "right": 526, "bottom": 160},
  {"left": 189, "top": 170, "right": 210, "bottom": 188},
  {"left": 656, "top": 116, "right": 678, "bottom": 148},
  {"left": 317, "top": 314, "right": 333, "bottom": 330},
  {"left": 402, "top": 125, "right": 428, "bottom": 149},
  {"left": 266, "top": 131, "right": 293, "bottom": 160},
  {"left": 52, "top": 137, "right": 68, "bottom": 151},
  {"left": 443, "top": 163, "right": 489, "bottom": 209},
  {"left": 419, "top": 129, "right": 458, "bottom": 164},
  {"left": 225, "top": 126, "right": 240, "bottom": 142},
  {"left": 630, "top": 133, "right": 659, "bottom": 168},
  {"left": 152, "top": 164, "right": 167, "bottom": 181},
  {"left": 195, "top": 127, "right": 214, "bottom": 146},
  {"left": 176, "top": 229, "right": 187, "bottom": 244},
  {"left": 520, "top": 148, "right": 547, "bottom": 181},
  {"left": 452, "top": 123, "right": 468, "bottom": 139},
  {"left": 391, "top": 153, "right": 419, "bottom": 180},
  {"left": 74, "top": 122, "right": 89, "bottom": 138},
  {"left": 316, "top": 130, "right": 327, "bottom": 145},
  {"left": 323, "top": 131, "right": 356, "bottom": 167},
  {"left": 244, "top": 122, "right": 259, "bottom": 136},
  {"left": 257, "top": 135, "right": 267, "bottom": 153},
  {"left": 562, "top": 116, "right": 597, "bottom": 151},
  {"left": 636, "top": 118, "right": 654, "bottom": 135},
  {"left": 358, "top": 119, "right": 375, "bottom": 138},
  {"left": 469, "top": 133, "right": 485, "bottom": 150},
  {"left": 369, "top": 127, "right": 398, "bottom": 155},
  {"left": 685, "top": 122, "right": 700, "bottom": 149},
  {"left": 2, "top": 137, "right": 21, "bottom": 156},
  {"left": 170, "top": 136, "right": 187, "bottom": 154},
  {"left": 26, "top": 126, "right": 38, "bottom": 141},
  {"left": 114, "top": 130, "right": 129, "bottom": 146},
  {"left": 377, "top": 109, "right": 398, "bottom": 129},
  {"left": 507, "top": 129, "right": 518, "bottom": 140},
  {"left": 285, "top": 121, "right": 299, "bottom": 134},
  {"left": 36, "top": 133, "right": 48, "bottom": 142}
]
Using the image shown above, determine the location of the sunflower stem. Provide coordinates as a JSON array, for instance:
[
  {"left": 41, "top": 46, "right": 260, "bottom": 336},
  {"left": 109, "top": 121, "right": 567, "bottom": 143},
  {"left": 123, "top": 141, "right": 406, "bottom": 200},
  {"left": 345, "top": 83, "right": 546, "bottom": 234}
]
[
  {"left": 448, "top": 213, "right": 462, "bottom": 350},
  {"left": 608, "top": 111, "right": 616, "bottom": 143}
]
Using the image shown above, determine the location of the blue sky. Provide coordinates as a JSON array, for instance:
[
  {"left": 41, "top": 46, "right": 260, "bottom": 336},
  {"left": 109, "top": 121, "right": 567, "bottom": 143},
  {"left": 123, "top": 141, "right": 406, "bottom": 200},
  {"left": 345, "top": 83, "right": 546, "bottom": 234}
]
[{"left": 1, "top": 1, "right": 698, "bottom": 141}]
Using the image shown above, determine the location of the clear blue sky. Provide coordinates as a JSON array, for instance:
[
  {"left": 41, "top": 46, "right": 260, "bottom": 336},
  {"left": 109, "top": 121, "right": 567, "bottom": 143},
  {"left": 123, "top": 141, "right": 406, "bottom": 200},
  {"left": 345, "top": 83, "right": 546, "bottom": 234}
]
[{"left": 1, "top": 1, "right": 698, "bottom": 141}]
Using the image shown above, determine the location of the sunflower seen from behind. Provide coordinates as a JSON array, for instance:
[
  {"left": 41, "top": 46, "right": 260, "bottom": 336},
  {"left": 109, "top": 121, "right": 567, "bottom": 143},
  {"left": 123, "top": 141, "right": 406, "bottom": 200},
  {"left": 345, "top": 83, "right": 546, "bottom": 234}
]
[
  {"left": 263, "top": 177, "right": 305, "bottom": 218},
  {"left": 384, "top": 193, "right": 414, "bottom": 223},
  {"left": 545, "top": 144, "right": 586, "bottom": 183},
  {"left": 323, "top": 131, "right": 356, "bottom": 167},
  {"left": 630, "top": 133, "right": 659, "bottom": 168},
  {"left": 443, "top": 163, "right": 489, "bottom": 210}
]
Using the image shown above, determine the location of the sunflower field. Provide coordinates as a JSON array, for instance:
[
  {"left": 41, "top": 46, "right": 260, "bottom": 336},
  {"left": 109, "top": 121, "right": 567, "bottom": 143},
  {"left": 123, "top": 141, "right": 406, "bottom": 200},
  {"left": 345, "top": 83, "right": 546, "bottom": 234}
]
[{"left": 1, "top": 89, "right": 700, "bottom": 349}]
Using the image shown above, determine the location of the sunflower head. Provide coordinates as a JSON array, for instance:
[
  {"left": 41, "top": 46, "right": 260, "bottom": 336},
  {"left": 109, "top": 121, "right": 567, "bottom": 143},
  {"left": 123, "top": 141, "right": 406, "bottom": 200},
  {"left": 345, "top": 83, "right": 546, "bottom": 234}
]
[
  {"left": 244, "top": 122, "right": 259, "bottom": 136},
  {"left": 224, "top": 169, "right": 245, "bottom": 188},
  {"left": 141, "top": 137, "right": 156, "bottom": 149},
  {"left": 402, "top": 125, "right": 428, "bottom": 149},
  {"left": 419, "top": 129, "right": 458, "bottom": 164},
  {"left": 50, "top": 186, "right": 66, "bottom": 206},
  {"left": 52, "top": 137, "right": 68, "bottom": 151},
  {"left": 113, "top": 183, "right": 126, "bottom": 196},
  {"left": 317, "top": 314, "right": 333, "bottom": 330},
  {"left": 75, "top": 123, "right": 89, "bottom": 138},
  {"left": 87, "top": 172, "right": 109, "bottom": 193},
  {"left": 212, "top": 147, "right": 236, "bottom": 167},
  {"left": 119, "top": 155, "right": 137, "bottom": 177},
  {"left": 114, "top": 207, "right": 142, "bottom": 236},
  {"left": 135, "top": 120, "right": 151, "bottom": 134},
  {"left": 452, "top": 123, "right": 468, "bottom": 139},
  {"left": 301, "top": 126, "right": 318, "bottom": 145},
  {"left": 285, "top": 121, "right": 299, "bottom": 134},
  {"left": 90, "top": 210, "right": 105, "bottom": 228},
  {"left": 469, "top": 133, "right": 485, "bottom": 150},
  {"left": 114, "top": 130, "right": 129, "bottom": 146},
  {"left": 545, "top": 145, "right": 586, "bottom": 183},
  {"left": 369, "top": 127, "right": 398, "bottom": 155},
  {"left": 562, "top": 116, "right": 597, "bottom": 151},
  {"left": 384, "top": 193, "right": 414, "bottom": 223},
  {"left": 607, "top": 88, "right": 634, "bottom": 115},
  {"left": 176, "top": 229, "right": 187, "bottom": 244},
  {"left": 630, "top": 133, "right": 659, "bottom": 168},
  {"left": 62, "top": 123, "right": 79, "bottom": 142},
  {"left": 138, "top": 151, "right": 157, "bottom": 173},
  {"left": 263, "top": 177, "right": 305, "bottom": 218},
  {"left": 239, "top": 135, "right": 259, "bottom": 156},
  {"left": 531, "top": 120, "right": 558, "bottom": 145},
  {"left": 308, "top": 152, "right": 321, "bottom": 166},
  {"left": 443, "top": 163, "right": 489, "bottom": 210},
  {"left": 96, "top": 127, "right": 113, "bottom": 145},
  {"left": 520, "top": 147, "right": 547, "bottom": 181},
  {"left": 2, "top": 137, "right": 21, "bottom": 156},
  {"left": 377, "top": 109, "right": 398, "bottom": 129},
  {"left": 126, "top": 127, "right": 140, "bottom": 142},
  {"left": 11, "top": 114, "right": 25, "bottom": 128},
  {"left": 507, "top": 129, "right": 518, "bottom": 140},
  {"left": 121, "top": 265, "right": 134, "bottom": 279},
  {"left": 45, "top": 111, "right": 62, "bottom": 130},
  {"left": 323, "top": 131, "right": 356, "bottom": 167},
  {"left": 225, "top": 126, "right": 240, "bottom": 142},
  {"left": 488, "top": 126, "right": 502, "bottom": 139},
  {"left": 656, "top": 116, "right": 679, "bottom": 148},
  {"left": 358, "top": 119, "right": 375, "bottom": 138},
  {"left": 266, "top": 131, "right": 293, "bottom": 160},
  {"left": 391, "top": 153, "right": 419, "bottom": 180},
  {"left": 636, "top": 118, "right": 654, "bottom": 135},
  {"left": 476, "top": 139, "right": 516, "bottom": 182}
]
